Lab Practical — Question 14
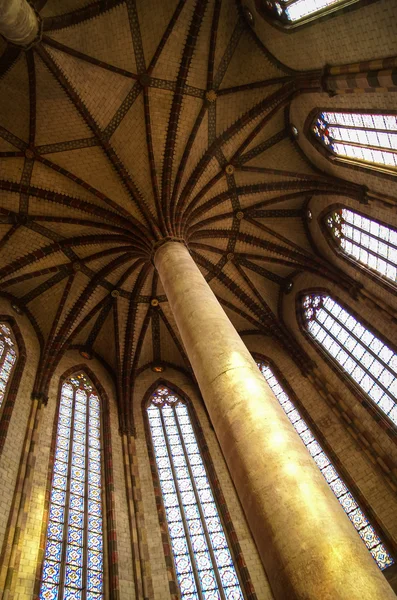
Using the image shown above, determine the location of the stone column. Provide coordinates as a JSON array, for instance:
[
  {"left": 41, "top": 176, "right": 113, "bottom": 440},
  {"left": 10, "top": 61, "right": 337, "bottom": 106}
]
[
  {"left": 0, "top": 0, "right": 39, "bottom": 46},
  {"left": 154, "top": 241, "right": 395, "bottom": 600}
]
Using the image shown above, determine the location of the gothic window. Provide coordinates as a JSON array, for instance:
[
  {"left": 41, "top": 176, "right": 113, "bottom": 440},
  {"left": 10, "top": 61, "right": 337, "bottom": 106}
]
[
  {"left": 147, "top": 385, "right": 245, "bottom": 600},
  {"left": 302, "top": 293, "right": 397, "bottom": 426},
  {"left": 312, "top": 111, "right": 397, "bottom": 173},
  {"left": 40, "top": 372, "right": 104, "bottom": 600},
  {"left": 325, "top": 208, "right": 397, "bottom": 285},
  {"left": 258, "top": 360, "right": 394, "bottom": 570},
  {"left": 0, "top": 322, "right": 17, "bottom": 414},
  {"left": 264, "top": 0, "right": 359, "bottom": 25}
]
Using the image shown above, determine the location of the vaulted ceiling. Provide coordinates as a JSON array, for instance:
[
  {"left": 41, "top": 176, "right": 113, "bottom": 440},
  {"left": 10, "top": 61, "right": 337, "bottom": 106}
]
[{"left": 0, "top": 0, "right": 364, "bottom": 428}]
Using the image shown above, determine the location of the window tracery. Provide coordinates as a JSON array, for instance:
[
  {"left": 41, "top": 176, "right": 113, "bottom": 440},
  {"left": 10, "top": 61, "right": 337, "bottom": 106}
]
[
  {"left": 258, "top": 360, "right": 393, "bottom": 570},
  {"left": 325, "top": 208, "right": 397, "bottom": 284},
  {"left": 312, "top": 111, "right": 397, "bottom": 173},
  {"left": 147, "top": 385, "right": 244, "bottom": 600},
  {"left": 0, "top": 322, "right": 17, "bottom": 413},
  {"left": 264, "top": 0, "right": 359, "bottom": 25},
  {"left": 302, "top": 294, "right": 397, "bottom": 426},
  {"left": 40, "top": 372, "right": 103, "bottom": 600}
]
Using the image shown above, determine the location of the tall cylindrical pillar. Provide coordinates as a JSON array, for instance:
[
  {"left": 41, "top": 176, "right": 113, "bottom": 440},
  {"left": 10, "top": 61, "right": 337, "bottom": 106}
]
[
  {"left": 154, "top": 241, "right": 394, "bottom": 600},
  {"left": 0, "top": 0, "right": 39, "bottom": 46}
]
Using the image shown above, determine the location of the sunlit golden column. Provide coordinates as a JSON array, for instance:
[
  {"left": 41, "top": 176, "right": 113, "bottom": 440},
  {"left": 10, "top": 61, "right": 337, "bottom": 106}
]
[
  {"left": 154, "top": 241, "right": 394, "bottom": 600},
  {"left": 0, "top": 0, "right": 39, "bottom": 46}
]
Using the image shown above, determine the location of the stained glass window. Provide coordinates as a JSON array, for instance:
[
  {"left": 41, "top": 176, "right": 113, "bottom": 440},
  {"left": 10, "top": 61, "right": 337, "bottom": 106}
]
[
  {"left": 147, "top": 385, "right": 244, "bottom": 600},
  {"left": 313, "top": 112, "right": 397, "bottom": 171},
  {"left": 40, "top": 372, "right": 103, "bottom": 600},
  {"left": 258, "top": 360, "right": 394, "bottom": 570},
  {"left": 326, "top": 208, "right": 397, "bottom": 284},
  {"left": 303, "top": 294, "right": 397, "bottom": 426},
  {"left": 264, "top": 0, "right": 357, "bottom": 24},
  {"left": 0, "top": 323, "right": 17, "bottom": 413}
]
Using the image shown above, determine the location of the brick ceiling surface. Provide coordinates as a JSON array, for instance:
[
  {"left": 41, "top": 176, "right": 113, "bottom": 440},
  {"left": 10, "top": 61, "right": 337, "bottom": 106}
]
[{"left": 0, "top": 0, "right": 368, "bottom": 429}]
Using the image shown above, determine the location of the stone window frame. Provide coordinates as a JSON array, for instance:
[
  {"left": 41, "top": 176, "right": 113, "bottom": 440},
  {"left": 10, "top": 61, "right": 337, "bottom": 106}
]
[
  {"left": 34, "top": 365, "right": 119, "bottom": 600},
  {"left": 142, "top": 378, "right": 257, "bottom": 600},
  {"left": 304, "top": 107, "right": 397, "bottom": 181},
  {"left": 296, "top": 288, "right": 397, "bottom": 437},
  {"left": 318, "top": 202, "right": 397, "bottom": 294},
  {"left": 253, "top": 0, "right": 379, "bottom": 31},
  {"left": 0, "top": 315, "right": 25, "bottom": 456},
  {"left": 253, "top": 351, "right": 397, "bottom": 572}
]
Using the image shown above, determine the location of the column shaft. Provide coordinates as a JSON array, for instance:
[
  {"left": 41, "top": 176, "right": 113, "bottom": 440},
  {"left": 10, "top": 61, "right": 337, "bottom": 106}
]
[
  {"left": 154, "top": 241, "right": 395, "bottom": 600},
  {"left": 0, "top": 0, "right": 39, "bottom": 46}
]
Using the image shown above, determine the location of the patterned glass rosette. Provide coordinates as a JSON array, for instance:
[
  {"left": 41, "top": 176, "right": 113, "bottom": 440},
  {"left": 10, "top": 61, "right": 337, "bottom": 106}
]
[{"left": 326, "top": 208, "right": 397, "bottom": 284}]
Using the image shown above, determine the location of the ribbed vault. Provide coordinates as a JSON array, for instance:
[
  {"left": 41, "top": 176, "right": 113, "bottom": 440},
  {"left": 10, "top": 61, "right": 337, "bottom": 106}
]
[{"left": 0, "top": 0, "right": 367, "bottom": 431}]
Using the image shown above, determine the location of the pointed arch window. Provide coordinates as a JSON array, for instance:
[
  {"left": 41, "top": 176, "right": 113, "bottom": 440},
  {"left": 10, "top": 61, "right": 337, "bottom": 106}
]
[
  {"left": 258, "top": 360, "right": 394, "bottom": 570},
  {"left": 325, "top": 208, "right": 397, "bottom": 285},
  {"left": 147, "top": 385, "right": 245, "bottom": 600},
  {"left": 264, "top": 0, "right": 360, "bottom": 26},
  {"left": 312, "top": 111, "right": 397, "bottom": 173},
  {"left": 0, "top": 322, "right": 17, "bottom": 414},
  {"left": 302, "top": 293, "right": 397, "bottom": 426},
  {"left": 40, "top": 372, "right": 104, "bottom": 600}
]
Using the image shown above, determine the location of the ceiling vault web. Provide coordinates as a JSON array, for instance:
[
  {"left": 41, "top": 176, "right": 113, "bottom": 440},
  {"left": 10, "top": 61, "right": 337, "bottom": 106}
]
[{"left": 0, "top": 0, "right": 376, "bottom": 428}]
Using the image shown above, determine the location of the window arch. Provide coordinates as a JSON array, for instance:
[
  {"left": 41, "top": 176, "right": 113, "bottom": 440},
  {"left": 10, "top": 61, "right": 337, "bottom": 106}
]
[
  {"left": 39, "top": 372, "right": 104, "bottom": 600},
  {"left": 312, "top": 111, "right": 397, "bottom": 174},
  {"left": 302, "top": 293, "right": 397, "bottom": 426},
  {"left": 257, "top": 359, "right": 394, "bottom": 570},
  {"left": 324, "top": 207, "right": 397, "bottom": 286},
  {"left": 146, "top": 384, "right": 248, "bottom": 600},
  {"left": 263, "top": 0, "right": 360, "bottom": 26},
  {"left": 0, "top": 322, "right": 17, "bottom": 415}
]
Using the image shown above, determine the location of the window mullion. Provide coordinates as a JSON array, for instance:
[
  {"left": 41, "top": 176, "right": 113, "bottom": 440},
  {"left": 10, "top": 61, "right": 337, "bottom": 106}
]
[
  {"left": 332, "top": 139, "right": 397, "bottom": 155},
  {"left": 173, "top": 404, "right": 227, "bottom": 600},
  {"left": 345, "top": 222, "right": 397, "bottom": 254},
  {"left": 159, "top": 405, "right": 204, "bottom": 600},
  {"left": 59, "top": 386, "right": 77, "bottom": 599},
  {"left": 322, "top": 306, "right": 393, "bottom": 375},
  {"left": 316, "top": 312, "right": 394, "bottom": 403},
  {"left": 82, "top": 390, "right": 90, "bottom": 600}
]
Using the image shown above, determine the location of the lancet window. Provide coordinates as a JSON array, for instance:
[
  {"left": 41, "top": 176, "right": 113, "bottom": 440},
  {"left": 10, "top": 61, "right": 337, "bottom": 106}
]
[
  {"left": 258, "top": 360, "right": 394, "bottom": 570},
  {"left": 325, "top": 208, "right": 397, "bottom": 285},
  {"left": 147, "top": 385, "right": 245, "bottom": 600},
  {"left": 302, "top": 294, "right": 397, "bottom": 426},
  {"left": 40, "top": 372, "right": 104, "bottom": 600},
  {"left": 264, "top": 0, "right": 359, "bottom": 25},
  {"left": 0, "top": 323, "right": 17, "bottom": 413},
  {"left": 312, "top": 111, "right": 397, "bottom": 172}
]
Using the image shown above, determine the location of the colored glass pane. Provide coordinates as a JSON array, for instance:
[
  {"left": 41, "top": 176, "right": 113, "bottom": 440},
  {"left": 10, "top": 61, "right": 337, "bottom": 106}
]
[
  {"left": 40, "top": 373, "right": 103, "bottom": 600},
  {"left": 303, "top": 293, "right": 397, "bottom": 426},
  {"left": 147, "top": 386, "right": 244, "bottom": 600},
  {"left": 265, "top": 0, "right": 356, "bottom": 23},
  {"left": 258, "top": 360, "right": 394, "bottom": 570},
  {"left": 313, "top": 112, "right": 397, "bottom": 170},
  {"left": 326, "top": 208, "right": 397, "bottom": 284},
  {"left": 0, "top": 322, "right": 17, "bottom": 411}
]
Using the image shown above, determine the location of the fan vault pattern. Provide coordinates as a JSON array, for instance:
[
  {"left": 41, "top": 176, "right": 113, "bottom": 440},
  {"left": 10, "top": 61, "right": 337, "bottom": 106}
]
[{"left": 0, "top": 0, "right": 370, "bottom": 432}]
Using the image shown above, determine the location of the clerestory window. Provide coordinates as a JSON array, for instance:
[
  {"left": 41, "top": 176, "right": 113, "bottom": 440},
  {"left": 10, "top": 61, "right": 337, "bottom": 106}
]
[
  {"left": 264, "top": 0, "right": 360, "bottom": 26},
  {"left": 258, "top": 359, "right": 394, "bottom": 570},
  {"left": 302, "top": 293, "right": 397, "bottom": 426},
  {"left": 312, "top": 111, "right": 397, "bottom": 174},
  {"left": 0, "top": 322, "right": 17, "bottom": 414},
  {"left": 39, "top": 372, "right": 104, "bottom": 600},
  {"left": 147, "top": 384, "right": 245, "bottom": 600},
  {"left": 325, "top": 208, "right": 397, "bottom": 285}
]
